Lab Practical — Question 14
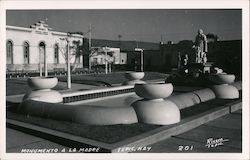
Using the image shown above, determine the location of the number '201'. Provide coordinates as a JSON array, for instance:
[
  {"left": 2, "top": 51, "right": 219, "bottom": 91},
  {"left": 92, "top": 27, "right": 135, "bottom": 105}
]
[{"left": 178, "top": 145, "right": 194, "bottom": 151}]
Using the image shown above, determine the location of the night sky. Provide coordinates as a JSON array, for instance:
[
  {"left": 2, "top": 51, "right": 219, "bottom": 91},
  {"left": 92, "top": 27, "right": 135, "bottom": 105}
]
[{"left": 6, "top": 9, "right": 242, "bottom": 43}]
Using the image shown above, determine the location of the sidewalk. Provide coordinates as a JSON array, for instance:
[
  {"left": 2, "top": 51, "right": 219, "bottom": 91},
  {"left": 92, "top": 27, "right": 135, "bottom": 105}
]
[
  {"left": 6, "top": 109, "right": 242, "bottom": 153},
  {"left": 134, "top": 109, "right": 242, "bottom": 153}
]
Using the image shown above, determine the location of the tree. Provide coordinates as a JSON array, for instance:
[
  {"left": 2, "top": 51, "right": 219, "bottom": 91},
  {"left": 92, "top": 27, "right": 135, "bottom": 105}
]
[
  {"left": 57, "top": 38, "right": 82, "bottom": 72},
  {"left": 90, "top": 47, "right": 115, "bottom": 73},
  {"left": 71, "top": 40, "right": 82, "bottom": 71}
]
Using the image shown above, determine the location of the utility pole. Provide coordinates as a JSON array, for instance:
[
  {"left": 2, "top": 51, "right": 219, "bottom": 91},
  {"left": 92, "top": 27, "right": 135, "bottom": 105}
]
[
  {"left": 135, "top": 48, "right": 144, "bottom": 72},
  {"left": 88, "top": 24, "right": 92, "bottom": 73},
  {"left": 105, "top": 46, "right": 108, "bottom": 74}
]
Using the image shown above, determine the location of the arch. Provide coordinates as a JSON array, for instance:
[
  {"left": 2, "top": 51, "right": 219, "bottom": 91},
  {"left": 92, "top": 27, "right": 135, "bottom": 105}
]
[
  {"left": 6, "top": 40, "right": 13, "bottom": 64},
  {"left": 38, "top": 41, "right": 46, "bottom": 63},
  {"left": 39, "top": 41, "right": 46, "bottom": 48},
  {"left": 38, "top": 41, "right": 47, "bottom": 77},
  {"left": 54, "top": 43, "right": 59, "bottom": 64},
  {"left": 23, "top": 41, "right": 30, "bottom": 64}
]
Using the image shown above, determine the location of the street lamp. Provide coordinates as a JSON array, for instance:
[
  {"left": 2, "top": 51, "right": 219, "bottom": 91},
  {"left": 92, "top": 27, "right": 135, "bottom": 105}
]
[
  {"left": 104, "top": 46, "right": 109, "bottom": 74},
  {"left": 66, "top": 38, "right": 71, "bottom": 89},
  {"left": 135, "top": 48, "right": 144, "bottom": 72}
]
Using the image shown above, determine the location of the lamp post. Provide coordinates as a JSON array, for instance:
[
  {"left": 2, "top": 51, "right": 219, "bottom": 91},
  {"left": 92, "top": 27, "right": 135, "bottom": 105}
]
[
  {"left": 135, "top": 48, "right": 144, "bottom": 72},
  {"left": 66, "top": 38, "right": 71, "bottom": 89}
]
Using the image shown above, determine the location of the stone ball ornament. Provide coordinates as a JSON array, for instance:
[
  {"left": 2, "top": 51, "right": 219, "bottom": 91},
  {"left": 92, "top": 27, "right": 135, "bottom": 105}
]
[
  {"left": 123, "top": 71, "right": 146, "bottom": 85},
  {"left": 23, "top": 77, "right": 63, "bottom": 103},
  {"left": 134, "top": 83, "right": 173, "bottom": 99},
  {"left": 132, "top": 83, "right": 180, "bottom": 125},
  {"left": 27, "top": 77, "right": 58, "bottom": 90},
  {"left": 124, "top": 71, "right": 145, "bottom": 80},
  {"left": 209, "top": 73, "right": 239, "bottom": 99}
]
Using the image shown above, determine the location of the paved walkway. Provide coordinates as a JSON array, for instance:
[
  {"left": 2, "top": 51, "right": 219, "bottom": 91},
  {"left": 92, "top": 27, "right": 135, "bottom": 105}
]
[
  {"left": 6, "top": 128, "right": 69, "bottom": 153},
  {"left": 6, "top": 109, "right": 242, "bottom": 153},
  {"left": 134, "top": 109, "right": 242, "bottom": 153}
]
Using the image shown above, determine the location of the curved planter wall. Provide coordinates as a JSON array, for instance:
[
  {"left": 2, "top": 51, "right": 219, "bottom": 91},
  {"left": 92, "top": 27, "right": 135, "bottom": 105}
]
[
  {"left": 19, "top": 77, "right": 242, "bottom": 126},
  {"left": 211, "top": 85, "right": 239, "bottom": 99},
  {"left": 19, "top": 100, "right": 138, "bottom": 125},
  {"left": 208, "top": 74, "right": 235, "bottom": 84},
  {"left": 166, "top": 92, "right": 200, "bottom": 110},
  {"left": 192, "top": 88, "right": 216, "bottom": 102}
]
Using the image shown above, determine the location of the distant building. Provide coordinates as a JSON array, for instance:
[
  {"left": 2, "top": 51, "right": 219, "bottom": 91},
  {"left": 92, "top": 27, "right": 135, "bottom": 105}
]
[
  {"left": 90, "top": 47, "right": 127, "bottom": 66},
  {"left": 124, "top": 40, "right": 241, "bottom": 75},
  {"left": 6, "top": 21, "right": 83, "bottom": 72}
]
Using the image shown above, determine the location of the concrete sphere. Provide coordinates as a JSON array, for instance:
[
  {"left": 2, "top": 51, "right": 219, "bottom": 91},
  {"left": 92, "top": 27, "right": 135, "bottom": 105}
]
[
  {"left": 132, "top": 99, "right": 180, "bottom": 125},
  {"left": 124, "top": 72, "right": 145, "bottom": 81},
  {"left": 23, "top": 90, "right": 63, "bottom": 103},
  {"left": 135, "top": 83, "right": 173, "bottom": 99},
  {"left": 211, "top": 84, "right": 239, "bottom": 99},
  {"left": 208, "top": 74, "right": 235, "bottom": 84},
  {"left": 28, "top": 77, "right": 58, "bottom": 90},
  {"left": 231, "top": 81, "right": 242, "bottom": 90}
]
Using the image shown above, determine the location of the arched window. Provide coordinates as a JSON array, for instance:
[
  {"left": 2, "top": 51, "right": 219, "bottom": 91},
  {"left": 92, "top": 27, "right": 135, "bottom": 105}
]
[
  {"left": 23, "top": 42, "right": 30, "bottom": 64},
  {"left": 54, "top": 44, "right": 59, "bottom": 64},
  {"left": 6, "top": 40, "right": 13, "bottom": 64}
]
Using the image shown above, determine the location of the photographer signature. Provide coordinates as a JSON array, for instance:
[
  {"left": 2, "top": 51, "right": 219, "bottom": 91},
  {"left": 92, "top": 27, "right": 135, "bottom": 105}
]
[{"left": 205, "top": 137, "right": 229, "bottom": 148}]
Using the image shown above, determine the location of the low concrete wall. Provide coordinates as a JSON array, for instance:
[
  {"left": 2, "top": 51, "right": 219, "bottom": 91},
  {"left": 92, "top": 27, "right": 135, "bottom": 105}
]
[
  {"left": 18, "top": 81, "right": 242, "bottom": 125},
  {"left": 166, "top": 92, "right": 200, "bottom": 109},
  {"left": 19, "top": 100, "right": 138, "bottom": 125},
  {"left": 193, "top": 88, "right": 216, "bottom": 102}
]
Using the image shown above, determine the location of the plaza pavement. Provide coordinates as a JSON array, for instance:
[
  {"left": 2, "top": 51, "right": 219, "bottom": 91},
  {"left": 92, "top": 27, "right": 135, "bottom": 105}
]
[{"left": 6, "top": 109, "right": 242, "bottom": 153}]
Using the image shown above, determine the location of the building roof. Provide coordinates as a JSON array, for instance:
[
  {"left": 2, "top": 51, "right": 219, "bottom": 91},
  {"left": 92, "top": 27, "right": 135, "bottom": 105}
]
[{"left": 6, "top": 21, "right": 83, "bottom": 38}]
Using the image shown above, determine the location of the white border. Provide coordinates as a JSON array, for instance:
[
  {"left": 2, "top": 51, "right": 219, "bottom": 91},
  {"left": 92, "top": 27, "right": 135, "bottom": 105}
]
[{"left": 0, "top": 0, "right": 249, "bottom": 160}]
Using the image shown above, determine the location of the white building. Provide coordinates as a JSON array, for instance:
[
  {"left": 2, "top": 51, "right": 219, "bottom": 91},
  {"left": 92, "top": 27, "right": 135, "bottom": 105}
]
[
  {"left": 90, "top": 47, "right": 127, "bottom": 66},
  {"left": 6, "top": 21, "right": 83, "bottom": 73}
]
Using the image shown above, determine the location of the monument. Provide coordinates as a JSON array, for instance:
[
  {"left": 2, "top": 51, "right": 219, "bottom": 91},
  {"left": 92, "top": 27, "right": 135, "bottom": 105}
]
[{"left": 193, "top": 29, "right": 208, "bottom": 64}]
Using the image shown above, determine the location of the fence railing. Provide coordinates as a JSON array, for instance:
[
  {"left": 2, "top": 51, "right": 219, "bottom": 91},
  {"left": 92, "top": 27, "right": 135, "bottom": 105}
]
[{"left": 62, "top": 85, "right": 135, "bottom": 103}]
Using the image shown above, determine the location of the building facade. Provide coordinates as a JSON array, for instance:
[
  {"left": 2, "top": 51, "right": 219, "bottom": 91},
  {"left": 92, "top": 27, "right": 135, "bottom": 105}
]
[
  {"left": 90, "top": 47, "right": 127, "bottom": 66},
  {"left": 6, "top": 21, "right": 83, "bottom": 73}
]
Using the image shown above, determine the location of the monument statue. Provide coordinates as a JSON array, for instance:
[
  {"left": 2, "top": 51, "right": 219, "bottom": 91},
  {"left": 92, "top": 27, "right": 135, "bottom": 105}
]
[{"left": 193, "top": 29, "right": 208, "bottom": 64}]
